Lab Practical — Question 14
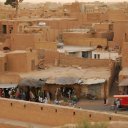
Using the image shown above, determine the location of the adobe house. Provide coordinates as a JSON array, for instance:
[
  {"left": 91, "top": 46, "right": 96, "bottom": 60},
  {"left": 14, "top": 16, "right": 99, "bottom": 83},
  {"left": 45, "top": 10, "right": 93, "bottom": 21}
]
[
  {"left": 92, "top": 49, "right": 119, "bottom": 60},
  {"left": 0, "top": 74, "right": 20, "bottom": 86},
  {"left": 113, "top": 21, "right": 128, "bottom": 49},
  {"left": 57, "top": 45, "right": 95, "bottom": 58},
  {"left": 10, "top": 33, "right": 45, "bottom": 50},
  {"left": 63, "top": 2, "right": 81, "bottom": 14},
  {"left": 81, "top": 78, "right": 108, "bottom": 99},
  {"left": 93, "top": 22, "right": 113, "bottom": 32},
  {"left": 107, "top": 9, "right": 128, "bottom": 21},
  {"left": 0, "top": 20, "right": 17, "bottom": 35},
  {"left": 9, "top": 33, "right": 57, "bottom": 50},
  {"left": 62, "top": 29, "right": 108, "bottom": 47},
  {"left": 0, "top": 19, "right": 40, "bottom": 35},
  {"left": 20, "top": 66, "right": 111, "bottom": 99},
  {"left": 45, "top": 77, "right": 81, "bottom": 100},
  {"left": 6, "top": 50, "right": 38, "bottom": 72},
  {"left": 0, "top": 52, "right": 7, "bottom": 73},
  {"left": 45, "top": 77, "right": 108, "bottom": 100},
  {"left": 118, "top": 41, "right": 128, "bottom": 94}
]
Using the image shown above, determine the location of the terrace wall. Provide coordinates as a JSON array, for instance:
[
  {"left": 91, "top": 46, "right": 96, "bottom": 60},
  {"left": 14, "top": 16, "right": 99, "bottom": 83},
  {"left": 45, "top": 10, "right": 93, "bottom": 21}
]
[
  {"left": 0, "top": 98, "right": 128, "bottom": 126},
  {"left": 44, "top": 50, "right": 111, "bottom": 68}
]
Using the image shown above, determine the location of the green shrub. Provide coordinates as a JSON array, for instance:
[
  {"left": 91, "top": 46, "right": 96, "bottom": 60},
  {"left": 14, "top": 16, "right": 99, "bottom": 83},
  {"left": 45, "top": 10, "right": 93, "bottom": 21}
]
[{"left": 77, "top": 121, "right": 108, "bottom": 128}]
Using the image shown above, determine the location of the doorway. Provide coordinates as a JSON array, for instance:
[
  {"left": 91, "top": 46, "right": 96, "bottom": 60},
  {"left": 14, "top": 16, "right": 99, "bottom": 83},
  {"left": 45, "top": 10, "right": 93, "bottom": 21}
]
[
  {"left": 2, "top": 25, "right": 7, "bottom": 34},
  {"left": 31, "top": 60, "right": 35, "bottom": 70}
]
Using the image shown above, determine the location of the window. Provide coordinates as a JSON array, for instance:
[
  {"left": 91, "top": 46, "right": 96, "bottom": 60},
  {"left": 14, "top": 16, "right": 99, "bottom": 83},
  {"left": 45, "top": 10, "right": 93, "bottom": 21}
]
[
  {"left": 2, "top": 25, "right": 7, "bottom": 34},
  {"left": 98, "top": 54, "right": 100, "bottom": 59},
  {"left": 9, "top": 27, "right": 13, "bottom": 34},
  {"left": 82, "top": 51, "right": 88, "bottom": 58},
  {"left": 94, "top": 54, "right": 97, "bottom": 59},
  {"left": 4, "top": 63, "right": 7, "bottom": 71},
  {"left": 94, "top": 54, "right": 100, "bottom": 59},
  {"left": 31, "top": 60, "right": 35, "bottom": 70},
  {"left": 69, "top": 52, "right": 77, "bottom": 56}
]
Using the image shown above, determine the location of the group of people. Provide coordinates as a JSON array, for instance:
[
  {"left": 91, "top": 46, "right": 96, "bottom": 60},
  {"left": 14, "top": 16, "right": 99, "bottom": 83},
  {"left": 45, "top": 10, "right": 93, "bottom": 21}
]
[
  {"left": 54, "top": 87, "right": 78, "bottom": 106},
  {"left": 0, "top": 86, "right": 78, "bottom": 106},
  {"left": 0, "top": 87, "right": 52, "bottom": 103}
]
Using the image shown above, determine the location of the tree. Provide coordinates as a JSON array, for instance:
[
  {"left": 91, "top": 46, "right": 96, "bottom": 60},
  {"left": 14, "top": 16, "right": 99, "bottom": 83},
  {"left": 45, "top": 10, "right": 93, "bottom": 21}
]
[{"left": 4, "top": 0, "right": 23, "bottom": 17}]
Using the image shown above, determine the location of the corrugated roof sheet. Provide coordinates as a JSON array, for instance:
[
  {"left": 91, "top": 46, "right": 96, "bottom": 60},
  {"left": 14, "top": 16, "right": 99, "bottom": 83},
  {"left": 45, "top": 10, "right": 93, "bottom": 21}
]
[
  {"left": 81, "top": 78, "right": 106, "bottom": 85},
  {"left": 46, "top": 77, "right": 80, "bottom": 85},
  {"left": 0, "top": 84, "right": 17, "bottom": 88},
  {"left": 46, "top": 77, "right": 106, "bottom": 85},
  {"left": 18, "top": 78, "right": 45, "bottom": 87}
]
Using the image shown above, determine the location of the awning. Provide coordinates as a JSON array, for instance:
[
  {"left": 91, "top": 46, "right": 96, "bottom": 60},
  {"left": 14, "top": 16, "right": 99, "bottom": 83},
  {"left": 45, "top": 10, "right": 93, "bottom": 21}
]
[
  {"left": 55, "top": 77, "right": 80, "bottom": 85},
  {"left": 18, "top": 78, "right": 45, "bottom": 87},
  {"left": 81, "top": 78, "right": 106, "bottom": 85},
  {"left": 119, "top": 78, "right": 128, "bottom": 87},
  {"left": 46, "top": 77, "right": 81, "bottom": 85},
  {"left": 0, "top": 84, "right": 17, "bottom": 88}
]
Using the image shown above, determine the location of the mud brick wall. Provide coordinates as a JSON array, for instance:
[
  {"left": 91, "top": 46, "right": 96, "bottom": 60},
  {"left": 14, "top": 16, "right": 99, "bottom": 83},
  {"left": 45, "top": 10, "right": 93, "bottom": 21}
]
[{"left": 0, "top": 98, "right": 128, "bottom": 126}]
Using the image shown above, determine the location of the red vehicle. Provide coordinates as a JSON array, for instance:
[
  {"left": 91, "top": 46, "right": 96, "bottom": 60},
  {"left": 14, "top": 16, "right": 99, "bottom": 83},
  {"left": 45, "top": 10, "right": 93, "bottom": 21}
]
[{"left": 114, "top": 95, "right": 128, "bottom": 108}]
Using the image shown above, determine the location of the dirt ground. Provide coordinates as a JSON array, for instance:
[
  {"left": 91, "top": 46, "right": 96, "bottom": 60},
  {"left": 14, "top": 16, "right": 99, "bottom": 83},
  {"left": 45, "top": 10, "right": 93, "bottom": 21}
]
[{"left": 76, "top": 98, "right": 128, "bottom": 115}]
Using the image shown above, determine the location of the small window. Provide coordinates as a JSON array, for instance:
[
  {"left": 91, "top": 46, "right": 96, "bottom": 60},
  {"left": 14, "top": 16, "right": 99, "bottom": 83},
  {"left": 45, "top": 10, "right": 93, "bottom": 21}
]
[
  {"left": 31, "top": 60, "right": 35, "bottom": 70},
  {"left": 82, "top": 52, "right": 88, "bottom": 58},
  {"left": 94, "top": 54, "right": 100, "bottom": 59},
  {"left": 2, "top": 25, "right": 7, "bottom": 34},
  {"left": 97, "top": 54, "right": 100, "bottom": 59},
  {"left": 4, "top": 63, "right": 8, "bottom": 71},
  {"left": 94, "top": 54, "right": 97, "bottom": 59}
]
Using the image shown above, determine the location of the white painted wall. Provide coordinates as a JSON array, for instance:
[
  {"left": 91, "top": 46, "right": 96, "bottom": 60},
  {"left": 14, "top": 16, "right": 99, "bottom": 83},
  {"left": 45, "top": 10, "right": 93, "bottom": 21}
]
[{"left": 92, "top": 51, "right": 119, "bottom": 60}]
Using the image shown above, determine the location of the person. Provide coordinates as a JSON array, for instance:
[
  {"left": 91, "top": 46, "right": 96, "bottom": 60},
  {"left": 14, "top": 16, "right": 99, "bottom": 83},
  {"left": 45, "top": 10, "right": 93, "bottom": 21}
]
[
  {"left": 43, "top": 97, "right": 48, "bottom": 103},
  {"left": 54, "top": 99, "right": 59, "bottom": 104},
  {"left": 55, "top": 88, "right": 61, "bottom": 100},
  {"left": 46, "top": 91, "right": 50, "bottom": 102},
  {"left": 114, "top": 98, "right": 120, "bottom": 113},
  {"left": 68, "top": 89, "right": 71, "bottom": 99},
  {"left": 38, "top": 89, "right": 43, "bottom": 103},
  {"left": 29, "top": 90, "right": 35, "bottom": 101},
  {"left": 15, "top": 88, "right": 21, "bottom": 99},
  {"left": 71, "top": 94, "right": 78, "bottom": 106},
  {"left": 0, "top": 89, "right": 3, "bottom": 97},
  {"left": 104, "top": 96, "right": 108, "bottom": 105},
  {"left": 8, "top": 88, "right": 15, "bottom": 99}
]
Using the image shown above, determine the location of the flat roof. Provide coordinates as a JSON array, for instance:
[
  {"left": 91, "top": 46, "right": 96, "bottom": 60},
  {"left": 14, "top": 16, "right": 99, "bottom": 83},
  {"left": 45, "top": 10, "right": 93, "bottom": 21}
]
[
  {"left": 119, "top": 68, "right": 128, "bottom": 76},
  {"left": 92, "top": 49, "right": 119, "bottom": 53},
  {"left": 0, "top": 84, "right": 17, "bottom": 88},
  {"left": 58, "top": 46, "right": 96, "bottom": 53},
  {"left": 6, "top": 50, "right": 27, "bottom": 54},
  {"left": 1, "top": 18, "right": 77, "bottom": 22},
  {"left": 0, "top": 51, "right": 6, "bottom": 57},
  {"left": 19, "top": 67, "right": 110, "bottom": 81}
]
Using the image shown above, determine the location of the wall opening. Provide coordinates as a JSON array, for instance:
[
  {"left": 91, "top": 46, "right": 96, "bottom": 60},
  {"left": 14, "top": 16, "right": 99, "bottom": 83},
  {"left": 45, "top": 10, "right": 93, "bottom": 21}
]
[
  {"left": 55, "top": 109, "right": 57, "bottom": 113},
  {"left": 2, "top": 25, "right": 7, "bottom": 34},
  {"left": 31, "top": 60, "right": 35, "bottom": 70},
  {"left": 41, "top": 107, "right": 43, "bottom": 110},
  {"left": 73, "top": 112, "right": 76, "bottom": 116},
  {"left": 24, "top": 104, "right": 26, "bottom": 108},
  {"left": 4, "top": 63, "right": 8, "bottom": 71},
  {"left": 10, "top": 102, "right": 13, "bottom": 106}
]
